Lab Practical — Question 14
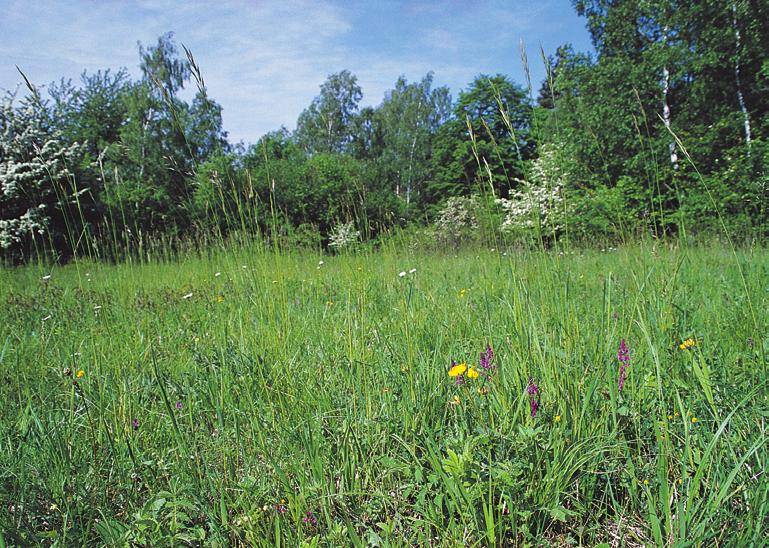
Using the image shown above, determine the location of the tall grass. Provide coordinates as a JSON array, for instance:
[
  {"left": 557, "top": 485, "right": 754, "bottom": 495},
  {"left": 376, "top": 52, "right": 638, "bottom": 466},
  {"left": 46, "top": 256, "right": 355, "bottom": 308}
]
[{"left": 1, "top": 241, "right": 767, "bottom": 545}]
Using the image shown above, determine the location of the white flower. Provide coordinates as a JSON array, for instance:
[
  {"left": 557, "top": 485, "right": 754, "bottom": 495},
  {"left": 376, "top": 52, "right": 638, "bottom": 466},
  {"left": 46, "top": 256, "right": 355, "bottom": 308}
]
[
  {"left": 409, "top": 268, "right": 417, "bottom": 274},
  {"left": 183, "top": 293, "right": 193, "bottom": 300},
  {"left": 318, "top": 260, "right": 324, "bottom": 266},
  {"left": 42, "top": 275, "right": 51, "bottom": 280},
  {"left": 399, "top": 271, "right": 406, "bottom": 278},
  {"left": 215, "top": 272, "right": 221, "bottom": 277}
]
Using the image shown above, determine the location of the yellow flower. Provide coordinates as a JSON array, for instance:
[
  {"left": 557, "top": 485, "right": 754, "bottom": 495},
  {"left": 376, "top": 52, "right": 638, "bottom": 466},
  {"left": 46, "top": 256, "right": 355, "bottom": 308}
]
[
  {"left": 691, "top": 417, "right": 698, "bottom": 423},
  {"left": 467, "top": 367, "right": 479, "bottom": 380},
  {"left": 217, "top": 295, "right": 224, "bottom": 303},
  {"left": 76, "top": 370, "right": 85, "bottom": 378},
  {"left": 643, "top": 479, "right": 649, "bottom": 485},
  {"left": 668, "top": 414, "right": 673, "bottom": 420},
  {"left": 555, "top": 415, "right": 561, "bottom": 422},
  {"left": 459, "top": 288, "right": 467, "bottom": 298},
  {"left": 679, "top": 338, "right": 696, "bottom": 350},
  {"left": 450, "top": 395, "right": 461, "bottom": 406},
  {"left": 448, "top": 363, "right": 467, "bottom": 377},
  {"left": 677, "top": 478, "right": 683, "bottom": 485}
]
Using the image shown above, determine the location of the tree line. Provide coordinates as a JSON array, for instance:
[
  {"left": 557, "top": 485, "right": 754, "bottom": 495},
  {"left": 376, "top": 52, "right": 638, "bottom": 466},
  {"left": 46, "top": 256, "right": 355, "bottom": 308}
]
[{"left": 2, "top": 1, "right": 768, "bottom": 262}]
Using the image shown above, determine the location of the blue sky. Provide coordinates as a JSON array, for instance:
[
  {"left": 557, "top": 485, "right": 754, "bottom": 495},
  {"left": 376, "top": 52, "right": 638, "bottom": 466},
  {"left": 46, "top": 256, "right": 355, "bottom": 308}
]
[{"left": 0, "top": 0, "right": 593, "bottom": 145}]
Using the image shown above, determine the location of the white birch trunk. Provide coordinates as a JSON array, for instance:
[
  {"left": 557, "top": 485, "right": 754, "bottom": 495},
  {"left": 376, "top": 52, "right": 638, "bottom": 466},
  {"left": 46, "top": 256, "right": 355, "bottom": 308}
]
[
  {"left": 661, "top": 26, "right": 679, "bottom": 170},
  {"left": 732, "top": 2, "right": 752, "bottom": 152}
]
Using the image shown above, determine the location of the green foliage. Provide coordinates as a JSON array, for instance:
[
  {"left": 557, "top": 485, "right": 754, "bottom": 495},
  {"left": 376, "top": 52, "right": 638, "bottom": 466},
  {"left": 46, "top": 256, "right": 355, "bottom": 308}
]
[
  {"left": 295, "top": 70, "right": 363, "bottom": 155},
  {"left": 427, "top": 74, "right": 532, "bottom": 204}
]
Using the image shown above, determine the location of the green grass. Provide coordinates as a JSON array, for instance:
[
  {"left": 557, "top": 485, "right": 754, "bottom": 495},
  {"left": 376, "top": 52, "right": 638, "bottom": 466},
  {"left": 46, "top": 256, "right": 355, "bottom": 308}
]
[{"left": 1, "top": 241, "right": 767, "bottom": 546}]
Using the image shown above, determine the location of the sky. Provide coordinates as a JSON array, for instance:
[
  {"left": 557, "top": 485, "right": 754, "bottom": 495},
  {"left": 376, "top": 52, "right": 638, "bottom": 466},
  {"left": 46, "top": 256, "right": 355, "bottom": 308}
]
[{"left": 0, "top": 0, "right": 593, "bottom": 145}]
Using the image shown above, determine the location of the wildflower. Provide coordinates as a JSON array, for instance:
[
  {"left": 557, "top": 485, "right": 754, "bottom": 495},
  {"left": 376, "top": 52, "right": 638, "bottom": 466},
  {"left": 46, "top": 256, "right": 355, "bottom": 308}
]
[
  {"left": 303, "top": 511, "right": 318, "bottom": 526},
  {"left": 466, "top": 367, "right": 479, "bottom": 380},
  {"left": 527, "top": 378, "right": 540, "bottom": 417},
  {"left": 617, "top": 339, "right": 630, "bottom": 392},
  {"left": 448, "top": 362, "right": 467, "bottom": 378},
  {"left": 176, "top": 400, "right": 183, "bottom": 410},
  {"left": 76, "top": 370, "right": 85, "bottom": 379},
  {"left": 275, "top": 499, "right": 287, "bottom": 514},
  {"left": 318, "top": 260, "right": 324, "bottom": 266},
  {"left": 477, "top": 386, "right": 489, "bottom": 396},
  {"left": 668, "top": 414, "right": 673, "bottom": 420},
  {"left": 449, "top": 395, "right": 461, "bottom": 406},
  {"left": 183, "top": 292, "right": 193, "bottom": 300},
  {"left": 527, "top": 378, "right": 539, "bottom": 395},
  {"left": 530, "top": 398, "right": 539, "bottom": 417},
  {"left": 555, "top": 415, "right": 561, "bottom": 422},
  {"left": 409, "top": 268, "right": 417, "bottom": 274},
  {"left": 679, "top": 338, "right": 696, "bottom": 350},
  {"left": 691, "top": 417, "right": 698, "bottom": 423},
  {"left": 42, "top": 275, "right": 51, "bottom": 280},
  {"left": 215, "top": 272, "right": 221, "bottom": 277},
  {"left": 479, "top": 343, "right": 495, "bottom": 376},
  {"left": 459, "top": 288, "right": 467, "bottom": 298},
  {"left": 63, "top": 367, "right": 71, "bottom": 377},
  {"left": 132, "top": 418, "right": 139, "bottom": 431},
  {"left": 643, "top": 479, "right": 649, "bottom": 485},
  {"left": 399, "top": 271, "right": 406, "bottom": 278},
  {"left": 678, "top": 478, "right": 683, "bottom": 485},
  {"left": 217, "top": 295, "right": 224, "bottom": 303}
]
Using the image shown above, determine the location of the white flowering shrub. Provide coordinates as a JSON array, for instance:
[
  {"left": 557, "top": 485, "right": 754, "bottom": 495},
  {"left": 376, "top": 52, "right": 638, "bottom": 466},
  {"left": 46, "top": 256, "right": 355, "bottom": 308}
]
[
  {"left": 496, "top": 143, "right": 567, "bottom": 235},
  {"left": 0, "top": 94, "right": 86, "bottom": 256},
  {"left": 433, "top": 195, "right": 479, "bottom": 247},
  {"left": 328, "top": 221, "right": 360, "bottom": 250}
]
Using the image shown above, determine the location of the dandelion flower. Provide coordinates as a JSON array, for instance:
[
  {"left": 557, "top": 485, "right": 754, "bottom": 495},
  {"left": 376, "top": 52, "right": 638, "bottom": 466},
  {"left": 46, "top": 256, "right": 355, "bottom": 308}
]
[
  {"left": 691, "top": 417, "right": 698, "bottom": 423},
  {"left": 76, "top": 370, "right": 85, "bottom": 378},
  {"left": 555, "top": 415, "right": 561, "bottom": 422},
  {"left": 448, "top": 363, "right": 467, "bottom": 377},
  {"left": 466, "top": 367, "right": 479, "bottom": 379},
  {"left": 643, "top": 479, "right": 649, "bottom": 485}
]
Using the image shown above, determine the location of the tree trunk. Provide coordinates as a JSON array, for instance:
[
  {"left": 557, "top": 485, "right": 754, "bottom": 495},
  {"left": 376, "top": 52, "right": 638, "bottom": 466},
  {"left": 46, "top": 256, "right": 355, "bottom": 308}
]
[
  {"left": 732, "top": 2, "right": 752, "bottom": 152},
  {"left": 661, "top": 26, "right": 679, "bottom": 170}
]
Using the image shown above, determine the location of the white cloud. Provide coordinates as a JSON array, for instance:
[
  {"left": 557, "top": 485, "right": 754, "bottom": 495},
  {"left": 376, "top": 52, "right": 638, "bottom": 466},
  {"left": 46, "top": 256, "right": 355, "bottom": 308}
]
[{"left": 0, "top": 0, "right": 591, "bottom": 144}]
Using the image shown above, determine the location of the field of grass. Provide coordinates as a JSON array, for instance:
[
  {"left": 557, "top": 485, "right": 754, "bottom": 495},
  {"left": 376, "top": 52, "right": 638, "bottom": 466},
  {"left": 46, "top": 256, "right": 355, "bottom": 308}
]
[{"left": 1, "top": 241, "right": 768, "bottom": 546}]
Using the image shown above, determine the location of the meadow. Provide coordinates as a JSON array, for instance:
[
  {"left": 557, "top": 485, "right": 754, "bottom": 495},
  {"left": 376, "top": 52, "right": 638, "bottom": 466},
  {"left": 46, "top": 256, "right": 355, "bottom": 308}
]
[{"left": 1, "top": 241, "right": 767, "bottom": 546}]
